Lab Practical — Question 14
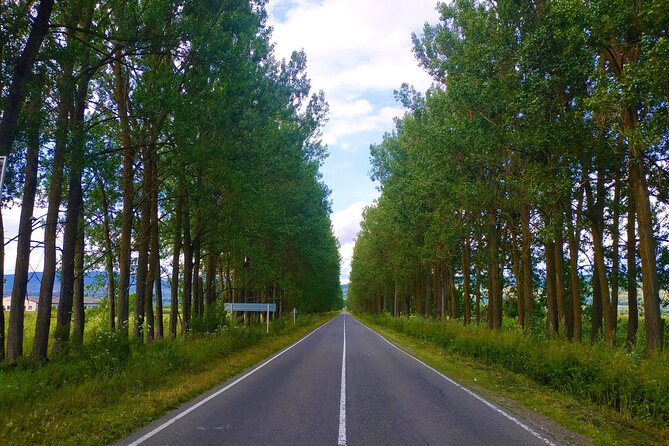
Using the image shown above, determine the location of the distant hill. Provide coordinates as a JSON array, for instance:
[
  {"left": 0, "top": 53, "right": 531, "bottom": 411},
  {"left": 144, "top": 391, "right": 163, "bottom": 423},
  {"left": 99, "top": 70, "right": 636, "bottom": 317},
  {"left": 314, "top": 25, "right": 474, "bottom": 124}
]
[{"left": 3, "top": 271, "right": 171, "bottom": 299}]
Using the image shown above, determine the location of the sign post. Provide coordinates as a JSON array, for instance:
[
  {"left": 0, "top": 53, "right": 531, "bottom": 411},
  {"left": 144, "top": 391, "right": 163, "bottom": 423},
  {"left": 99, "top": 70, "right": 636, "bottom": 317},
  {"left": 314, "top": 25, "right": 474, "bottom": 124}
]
[
  {"left": 224, "top": 303, "right": 277, "bottom": 333},
  {"left": 293, "top": 307, "right": 297, "bottom": 326}
]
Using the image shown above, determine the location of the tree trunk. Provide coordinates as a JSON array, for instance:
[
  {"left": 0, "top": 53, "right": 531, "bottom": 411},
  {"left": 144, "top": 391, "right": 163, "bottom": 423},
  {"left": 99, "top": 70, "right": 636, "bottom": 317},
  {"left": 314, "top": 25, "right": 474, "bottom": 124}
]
[
  {"left": 6, "top": 87, "right": 41, "bottom": 361},
  {"left": 626, "top": 187, "right": 638, "bottom": 348},
  {"left": 192, "top": 205, "right": 203, "bottom": 318},
  {"left": 417, "top": 266, "right": 423, "bottom": 316},
  {"left": 0, "top": 0, "right": 54, "bottom": 157},
  {"left": 598, "top": 16, "right": 663, "bottom": 350},
  {"left": 475, "top": 249, "right": 482, "bottom": 326},
  {"left": 182, "top": 197, "right": 193, "bottom": 332},
  {"left": 54, "top": 4, "right": 94, "bottom": 353},
  {"left": 134, "top": 157, "right": 151, "bottom": 340},
  {"left": 113, "top": 44, "right": 134, "bottom": 337},
  {"left": 197, "top": 271, "right": 204, "bottom": 317},
  {"left": 462, "top": 235, "right": 471, "bottom": 326},
  {"left": 72, "top": 203, "right": 85, "bottom": 344},
  {"left": 226, "top": 266, "right": 233, "bottom": 304},
  {"left": 32, "top": 20, "right": 77, "bottom": 360},
  {"left": 585, "top": 172, "right": 614, "bottom": 345},
  {"left": 610, "top": 174, "right": 621, "bottom": 333},
  {"left": 205, "top": 252, "right": 217, "bottom": 312},
  {"left": 487, "top": 209, "right": 501, "bottom": 330},
  {"left": 145, "top": 151, "right": 163, "bottom": 340},
  {"left": 565, "top": 190, "right": 583, "bottom": 341},
  {"left": 447, "top": 263, "right": 456, "bottom": 319},
  {"left": 32, "top": 136, "right": 65, "bottom": 360},
  {"left": 154, "top": 261, "right": 163, "bottom": 339},
  {"left": 629, "top": 156, "right": 663, "bottom": 350},
  {"left": 150, "top": 157, "right": 162, "bottom": 339},
  {"left": 145, "top": 233, "right": 156, "bottom": 343},
  {"left": 591, "top": 262, "right": 603, "bottom": 343},
  {"left": 554, "top": 229, "right": 567, "bottom": 336},
  {"left": 193, "top": 242, "right": 202, "bottom": 319},
  {"left": 545, "top": 239, "right": 558, "bottom": 337},
  {"left": 520, "top": 202, "right": 533, "bottom": 332},
  {"left": 95, "top": 173, "right": 115, "bottom": 331},
  {"left": 170, "top": 190, "right": 183, "bottom": 338},
  {"left": 510, "top": 226, "right": 524, "bottom": 330},
  {"left": 53, "top": 163, "right": 83, "bottom": 354}
]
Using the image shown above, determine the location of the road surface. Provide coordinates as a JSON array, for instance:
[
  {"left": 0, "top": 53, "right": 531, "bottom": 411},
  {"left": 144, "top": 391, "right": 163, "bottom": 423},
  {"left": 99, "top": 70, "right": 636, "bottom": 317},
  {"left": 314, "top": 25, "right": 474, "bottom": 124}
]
[{"left": 119, "top": 313, "right": 561, "bottom": 446}]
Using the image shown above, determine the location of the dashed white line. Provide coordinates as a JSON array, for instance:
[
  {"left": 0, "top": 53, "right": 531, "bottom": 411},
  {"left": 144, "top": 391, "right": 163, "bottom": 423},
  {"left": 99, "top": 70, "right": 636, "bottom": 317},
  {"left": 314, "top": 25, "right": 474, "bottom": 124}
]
[{"left": 338, "top": 316, "right": 347, "bottom": 446}]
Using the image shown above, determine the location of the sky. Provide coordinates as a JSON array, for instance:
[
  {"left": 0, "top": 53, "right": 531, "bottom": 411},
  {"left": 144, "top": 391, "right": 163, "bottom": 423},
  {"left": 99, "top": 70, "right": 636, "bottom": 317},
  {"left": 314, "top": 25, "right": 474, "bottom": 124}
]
[
  {"left": 267, "top": 0, "right": 441, "bottom": 283},
  {"left": 1, "top": 0, "right": 442, "bottom": 284}
]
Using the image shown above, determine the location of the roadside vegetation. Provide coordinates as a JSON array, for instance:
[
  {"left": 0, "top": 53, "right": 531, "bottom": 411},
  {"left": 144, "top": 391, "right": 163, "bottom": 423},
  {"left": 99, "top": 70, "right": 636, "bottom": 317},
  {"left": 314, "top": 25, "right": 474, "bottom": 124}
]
[
  {"left": 361, "top": 313, "right": 668, "bottom": 424},
  {"left": 349, "top": 0, "right": 668, "bottom": 442},
  {"left": 0, "top": 0, "right": 342, "bottom": 368},
  {"left": 348, "top": 0, "right": 668, "bottom": 350},
  {"left": 0, "top": 310, "right": 336, "bottom": 446},
  {"left": 358, "top": 313, "right": 669, "bottom": 446}
]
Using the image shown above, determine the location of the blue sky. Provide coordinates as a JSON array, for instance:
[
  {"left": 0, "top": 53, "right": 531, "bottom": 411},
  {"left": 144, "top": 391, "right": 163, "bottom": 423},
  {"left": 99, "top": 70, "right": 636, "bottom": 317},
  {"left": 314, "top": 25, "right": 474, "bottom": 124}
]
[{"left": 267, "top": 0, "right": 441, "bottom": 282}]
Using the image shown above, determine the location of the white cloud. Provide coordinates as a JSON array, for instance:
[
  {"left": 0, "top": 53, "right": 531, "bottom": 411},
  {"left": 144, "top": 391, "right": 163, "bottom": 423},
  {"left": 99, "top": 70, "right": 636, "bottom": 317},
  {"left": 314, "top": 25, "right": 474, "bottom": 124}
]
[
  {"left": 330, "top": 99, "right": 373, "bottom": 118},
  {"left": 331, "top": 200, "right": 369, "bottom": 283},
  {"left": 269, "top": 0, "right": 438, "bottom": 94},
  {"left": 338, "top": 241, "right": 355, "bottom": 285},
  {"left": 323, "top": 105, "right": 405, "bottom": 146},
  {"left": 332, "top": 200, "right": 367, "bottom": 245}
]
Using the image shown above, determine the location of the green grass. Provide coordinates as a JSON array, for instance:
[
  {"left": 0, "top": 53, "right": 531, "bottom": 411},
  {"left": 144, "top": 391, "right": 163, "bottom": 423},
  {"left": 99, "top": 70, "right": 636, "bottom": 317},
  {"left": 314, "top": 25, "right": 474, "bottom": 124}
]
[
  {"left": 356, "top": 312, "right": 669, "bottom": 446},
  {"left": 0, "top": 311, "right": 337, "bottom": 446}
]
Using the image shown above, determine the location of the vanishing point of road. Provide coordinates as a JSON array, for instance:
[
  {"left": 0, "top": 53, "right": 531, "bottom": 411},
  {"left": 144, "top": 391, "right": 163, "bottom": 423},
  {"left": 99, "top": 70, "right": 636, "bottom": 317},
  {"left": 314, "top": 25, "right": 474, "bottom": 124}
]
[{"left": 119, "top": 312, "right": 561, "bottom": 446}]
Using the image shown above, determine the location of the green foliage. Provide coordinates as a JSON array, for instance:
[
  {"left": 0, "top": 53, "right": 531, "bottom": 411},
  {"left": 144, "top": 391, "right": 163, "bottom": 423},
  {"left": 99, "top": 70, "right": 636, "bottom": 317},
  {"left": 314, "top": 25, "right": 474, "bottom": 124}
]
[{"left": 350, "top": 0, "right": 668, "bottom": 350}]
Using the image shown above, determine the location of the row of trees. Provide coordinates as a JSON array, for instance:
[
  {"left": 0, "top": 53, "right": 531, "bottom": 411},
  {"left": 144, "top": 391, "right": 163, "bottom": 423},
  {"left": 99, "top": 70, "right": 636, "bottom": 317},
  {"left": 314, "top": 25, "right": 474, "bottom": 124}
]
[
  {"left": 348, "top": 0, "right": 667, "bottom": 350},
  {"left": 0, "top": 0, "right": 342, "bottom": 363}
]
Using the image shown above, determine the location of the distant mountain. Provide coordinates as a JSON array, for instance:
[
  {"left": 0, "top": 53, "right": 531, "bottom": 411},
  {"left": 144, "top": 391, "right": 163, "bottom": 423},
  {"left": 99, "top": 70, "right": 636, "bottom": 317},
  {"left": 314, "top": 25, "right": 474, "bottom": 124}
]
[{"left": 3, "top": 271, "right": 171, "bottom": 299}]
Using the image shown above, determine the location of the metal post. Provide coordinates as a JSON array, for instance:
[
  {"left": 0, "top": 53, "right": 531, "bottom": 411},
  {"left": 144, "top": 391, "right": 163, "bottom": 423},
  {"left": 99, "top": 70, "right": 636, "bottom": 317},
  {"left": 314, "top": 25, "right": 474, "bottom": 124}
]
[{"left": 293, "top": 307, "right": 296, "bottom": 326}]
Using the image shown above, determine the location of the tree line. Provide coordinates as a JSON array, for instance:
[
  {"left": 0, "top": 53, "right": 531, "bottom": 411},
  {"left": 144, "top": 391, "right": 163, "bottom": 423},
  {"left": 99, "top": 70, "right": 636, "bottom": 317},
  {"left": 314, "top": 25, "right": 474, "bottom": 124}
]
[
  {"left": 0, "top": 0, "right": 342, "bottom": 363},
  {"left": 348, "top": 0, "right": 667, "bottom": 351}
]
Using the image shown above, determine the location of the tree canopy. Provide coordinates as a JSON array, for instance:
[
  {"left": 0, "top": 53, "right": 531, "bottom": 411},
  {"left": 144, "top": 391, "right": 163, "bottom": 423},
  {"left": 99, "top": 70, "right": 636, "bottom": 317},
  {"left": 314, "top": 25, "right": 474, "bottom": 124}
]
[
  {"left": 0, "top": 0, "right": 342, "bottom": 362},
  {"left": 348, "top": 0, "right": 668, "bottom": 351}
]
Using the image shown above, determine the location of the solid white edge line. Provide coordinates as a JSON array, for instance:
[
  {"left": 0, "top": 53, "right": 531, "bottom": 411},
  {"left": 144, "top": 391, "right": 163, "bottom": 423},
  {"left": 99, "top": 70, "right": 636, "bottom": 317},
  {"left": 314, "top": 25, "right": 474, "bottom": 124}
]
[
  {"left": 353, "top": 317, "right": 558, "bottom": 446},
  {"left": 338, "top": 316, "right": 347, "bottom": 446},
  {"left": 127, "top": 315, "right": 340, "bottom": 446}
]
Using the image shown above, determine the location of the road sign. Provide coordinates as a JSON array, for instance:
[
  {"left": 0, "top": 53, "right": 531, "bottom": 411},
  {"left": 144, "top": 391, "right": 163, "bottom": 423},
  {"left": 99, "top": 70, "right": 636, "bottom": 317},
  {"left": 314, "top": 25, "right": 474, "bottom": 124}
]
[{"left": 224, "top": 302, "right": 277, "bottom": 312}]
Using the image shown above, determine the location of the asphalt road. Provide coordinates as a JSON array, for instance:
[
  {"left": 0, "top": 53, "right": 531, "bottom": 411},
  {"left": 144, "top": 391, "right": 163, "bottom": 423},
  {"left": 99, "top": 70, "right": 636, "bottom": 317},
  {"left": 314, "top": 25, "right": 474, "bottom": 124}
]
[{"left": 119, "top": 313, "right": 560, "bottom": 446}]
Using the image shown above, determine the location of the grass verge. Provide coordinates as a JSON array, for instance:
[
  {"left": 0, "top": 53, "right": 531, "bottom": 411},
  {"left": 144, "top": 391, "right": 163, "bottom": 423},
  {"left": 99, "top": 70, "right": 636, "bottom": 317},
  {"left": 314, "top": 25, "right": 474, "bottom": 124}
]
[
  {"left": 0, "top": 312, "right": 336, "bottom": 446},
  {"left": 356, "top": 313, "right": 669, "bottom": 446}
]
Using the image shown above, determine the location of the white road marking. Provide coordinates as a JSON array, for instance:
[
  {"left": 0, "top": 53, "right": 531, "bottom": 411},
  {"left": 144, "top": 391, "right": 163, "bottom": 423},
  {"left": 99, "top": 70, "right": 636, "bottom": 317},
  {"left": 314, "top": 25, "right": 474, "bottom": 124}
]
[
  {"left": 126, "top": 316, "right": 338, "bottom": 445},
  {"left": 356, "top": 318, "right": 558, "bottom": 446},
  {"left": 338, "top": 316, "right": 347, "bottom": 446}
]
